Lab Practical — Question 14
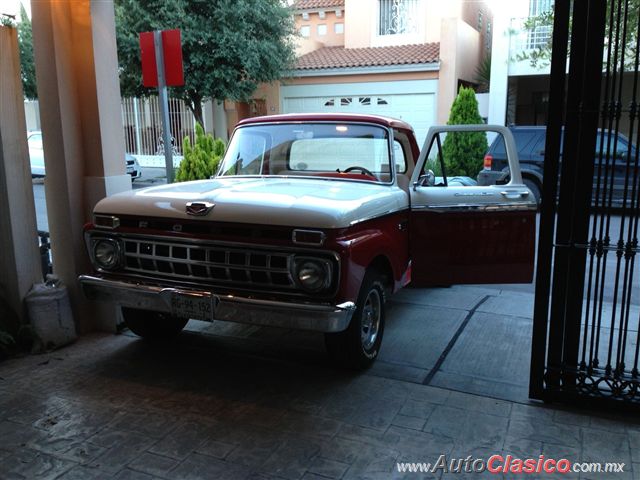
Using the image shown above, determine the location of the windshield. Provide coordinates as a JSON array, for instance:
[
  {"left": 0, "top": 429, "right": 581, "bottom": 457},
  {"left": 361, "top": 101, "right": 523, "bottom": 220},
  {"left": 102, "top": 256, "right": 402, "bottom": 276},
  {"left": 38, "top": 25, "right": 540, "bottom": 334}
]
[{"left": 218, "top": 123, "right": 392, "bottom": 183}]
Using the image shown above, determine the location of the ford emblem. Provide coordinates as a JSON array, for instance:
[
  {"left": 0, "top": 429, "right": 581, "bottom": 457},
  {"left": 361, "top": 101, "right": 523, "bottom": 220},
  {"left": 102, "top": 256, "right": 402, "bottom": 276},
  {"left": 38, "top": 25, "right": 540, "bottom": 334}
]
[{"left": 186, "top": 201, "right": 215, "bottom": 216}]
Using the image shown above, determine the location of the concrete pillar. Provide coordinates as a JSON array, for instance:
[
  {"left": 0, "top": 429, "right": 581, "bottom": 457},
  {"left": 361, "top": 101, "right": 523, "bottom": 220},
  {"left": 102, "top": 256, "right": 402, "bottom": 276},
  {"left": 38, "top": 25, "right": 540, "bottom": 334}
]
[
  {"left": 437, "top": 18, "right": 458, "bottom": 125},
  {"left": 0, "top": 26, "right": 42, "bottom": 323},
  {"left": 31, "top": 0, "right": 130, "bottom": 332}
]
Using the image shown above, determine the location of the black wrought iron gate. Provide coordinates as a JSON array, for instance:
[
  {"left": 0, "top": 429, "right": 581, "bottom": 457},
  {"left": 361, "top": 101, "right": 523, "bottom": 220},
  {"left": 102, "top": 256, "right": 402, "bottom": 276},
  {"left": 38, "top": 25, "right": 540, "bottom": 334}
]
[{"left": 531, "top": 0, "right": 640, "bottom": 406}]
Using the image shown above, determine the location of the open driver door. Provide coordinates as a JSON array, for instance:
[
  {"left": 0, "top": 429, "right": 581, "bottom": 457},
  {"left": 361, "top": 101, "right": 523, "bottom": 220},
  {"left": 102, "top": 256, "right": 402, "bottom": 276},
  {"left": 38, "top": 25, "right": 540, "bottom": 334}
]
[{"left": 408, "top": 125, "right": 536, "bottom": 287}]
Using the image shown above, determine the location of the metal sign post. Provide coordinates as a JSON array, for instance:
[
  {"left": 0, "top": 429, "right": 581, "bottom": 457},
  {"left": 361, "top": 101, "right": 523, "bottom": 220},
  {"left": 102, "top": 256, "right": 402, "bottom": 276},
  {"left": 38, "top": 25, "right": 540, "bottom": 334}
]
[{"left": 153, "top": 31, "right": 174, "bottom": 183}]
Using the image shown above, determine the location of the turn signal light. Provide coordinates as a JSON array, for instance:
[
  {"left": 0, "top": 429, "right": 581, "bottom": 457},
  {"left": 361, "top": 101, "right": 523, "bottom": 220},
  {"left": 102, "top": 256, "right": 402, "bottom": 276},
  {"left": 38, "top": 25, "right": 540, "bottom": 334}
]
[
  {"left": 292, "top": 229, "right": 326, "bottom": 246},
  {"left": 94, "top": 215, "right": 120, "bottom": 229},
  {"left": 483, "top": 154, "right": 493, "bottom": 170}
]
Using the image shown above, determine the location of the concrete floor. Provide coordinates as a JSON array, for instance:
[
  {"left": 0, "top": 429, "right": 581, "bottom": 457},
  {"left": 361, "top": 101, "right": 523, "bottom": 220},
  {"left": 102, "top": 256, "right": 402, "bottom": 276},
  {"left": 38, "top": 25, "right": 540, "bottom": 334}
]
[{"left": 0, "top": 286, "right": 638, "bottom": 479}]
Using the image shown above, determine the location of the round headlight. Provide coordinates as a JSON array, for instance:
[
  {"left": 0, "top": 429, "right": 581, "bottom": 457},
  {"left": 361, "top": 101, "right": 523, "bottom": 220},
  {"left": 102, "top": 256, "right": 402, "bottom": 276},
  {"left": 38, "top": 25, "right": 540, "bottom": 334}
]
[
  {"left": 296, "top": 259, "right": 329, "bottom": 292},
  {"left": 93, "top": 239, "right": 120, "bottom": 270}
]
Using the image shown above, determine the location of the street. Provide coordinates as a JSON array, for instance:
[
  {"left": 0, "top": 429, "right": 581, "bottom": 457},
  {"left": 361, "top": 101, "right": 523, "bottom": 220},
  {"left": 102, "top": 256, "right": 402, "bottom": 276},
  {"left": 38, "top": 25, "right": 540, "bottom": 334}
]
[{"left": 32, "top": 167, "right": 165, "bottom": 232}]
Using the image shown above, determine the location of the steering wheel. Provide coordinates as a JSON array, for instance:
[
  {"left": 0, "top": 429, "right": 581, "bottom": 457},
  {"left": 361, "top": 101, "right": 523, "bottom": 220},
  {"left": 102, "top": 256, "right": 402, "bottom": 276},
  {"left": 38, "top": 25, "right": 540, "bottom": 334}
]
[{"left": 343, "top": 166, "right": 376, "bottom": 178}]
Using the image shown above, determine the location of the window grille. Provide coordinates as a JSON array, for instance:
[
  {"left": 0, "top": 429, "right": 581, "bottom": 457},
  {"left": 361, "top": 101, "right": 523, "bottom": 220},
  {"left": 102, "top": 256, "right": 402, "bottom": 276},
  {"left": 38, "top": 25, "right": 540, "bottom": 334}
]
[
  {"left": 527, "top": 0, "right": 553, "bottom": 49},
  {"left": 378, "top": 0, "right": 419, "bottom": 36}
]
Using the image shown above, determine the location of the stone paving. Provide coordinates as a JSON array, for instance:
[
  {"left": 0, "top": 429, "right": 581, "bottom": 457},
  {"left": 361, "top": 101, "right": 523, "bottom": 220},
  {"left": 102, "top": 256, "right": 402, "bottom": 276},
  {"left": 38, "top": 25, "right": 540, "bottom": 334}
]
[
  {"left": 0, "top": 330, "right": 638, "bottom": 479},
  {"left": 0, "top": 286, "right": 638, "bottom": 479}
]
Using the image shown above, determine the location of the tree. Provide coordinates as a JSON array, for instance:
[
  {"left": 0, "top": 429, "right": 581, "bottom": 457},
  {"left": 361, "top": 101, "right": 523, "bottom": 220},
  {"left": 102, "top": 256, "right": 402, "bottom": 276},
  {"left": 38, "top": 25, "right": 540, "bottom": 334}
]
[
  {"left": 474, "top": 54, "right": 491, "bottom": 93},
  {"left": 1, "top": 6, "right": 36, "bottom": 99},
  {"left": 442, "top": 86, "right": 488, "bottom": 178},
  {"left": 115, "top": 0, "right": 296, "bottom": 126},
  {"left": 17, "top": 5, "right": 36, "bottom": 100},
  {"left": 175, "top": 123, "right": 225, "bottom": 181}
]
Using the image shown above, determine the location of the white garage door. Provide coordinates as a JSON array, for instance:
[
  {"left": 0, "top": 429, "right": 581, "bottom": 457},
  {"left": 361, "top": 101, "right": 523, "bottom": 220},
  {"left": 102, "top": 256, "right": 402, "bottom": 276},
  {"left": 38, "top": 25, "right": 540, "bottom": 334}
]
[{"left": 281, "top": 80, "right": 437, "bottom": 147}]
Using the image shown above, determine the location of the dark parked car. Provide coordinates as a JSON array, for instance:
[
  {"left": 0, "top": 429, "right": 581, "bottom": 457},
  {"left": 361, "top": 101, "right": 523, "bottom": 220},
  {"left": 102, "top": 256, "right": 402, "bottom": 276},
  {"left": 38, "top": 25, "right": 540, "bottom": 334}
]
[{"left": 478, "top": 126, "right": 637, "bottom": 206}]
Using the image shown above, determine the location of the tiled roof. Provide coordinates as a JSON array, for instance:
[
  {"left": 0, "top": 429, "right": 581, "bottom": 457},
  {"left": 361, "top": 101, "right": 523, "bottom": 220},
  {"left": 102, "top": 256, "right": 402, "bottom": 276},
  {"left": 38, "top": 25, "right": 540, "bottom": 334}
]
[
  {"left": 294, "top": 43, "right": 440, "bottom": 70},
  {"left": 293, "top": 0, "right": 344, "bottom": 10}
]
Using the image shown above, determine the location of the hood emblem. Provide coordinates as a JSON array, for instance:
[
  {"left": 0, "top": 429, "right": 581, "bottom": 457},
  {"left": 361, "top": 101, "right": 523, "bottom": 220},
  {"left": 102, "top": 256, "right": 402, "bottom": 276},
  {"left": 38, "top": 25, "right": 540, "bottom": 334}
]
[{"left": 186, "top": 201, "right": 215, "bottom": 216}]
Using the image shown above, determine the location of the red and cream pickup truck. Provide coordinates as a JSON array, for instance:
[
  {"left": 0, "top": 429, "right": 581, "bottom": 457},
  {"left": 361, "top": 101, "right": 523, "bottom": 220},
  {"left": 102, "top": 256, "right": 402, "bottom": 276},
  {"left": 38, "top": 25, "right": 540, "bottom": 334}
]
[{"left": 79, "top": 114, "right": 536, "bottom": 368}]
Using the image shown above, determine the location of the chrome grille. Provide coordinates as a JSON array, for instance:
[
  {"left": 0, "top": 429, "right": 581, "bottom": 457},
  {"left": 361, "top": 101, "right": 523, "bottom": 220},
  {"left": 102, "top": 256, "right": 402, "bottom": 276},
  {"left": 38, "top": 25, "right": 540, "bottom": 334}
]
[{"left": 122, "top": 238, "right": 296, "bottom": 289}]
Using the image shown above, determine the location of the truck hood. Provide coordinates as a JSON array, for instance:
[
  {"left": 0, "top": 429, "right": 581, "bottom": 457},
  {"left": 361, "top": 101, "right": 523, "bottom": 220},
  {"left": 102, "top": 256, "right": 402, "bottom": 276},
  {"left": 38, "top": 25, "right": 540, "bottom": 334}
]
[{"left": 94, "top": 177, "right": 408, "bottom": 229}]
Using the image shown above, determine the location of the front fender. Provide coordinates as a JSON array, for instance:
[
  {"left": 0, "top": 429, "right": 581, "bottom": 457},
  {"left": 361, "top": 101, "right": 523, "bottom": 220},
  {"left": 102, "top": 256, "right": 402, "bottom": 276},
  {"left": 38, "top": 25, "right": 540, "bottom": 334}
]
[{"left": 331, "top": 211, "right": 410, "bottom": 304}]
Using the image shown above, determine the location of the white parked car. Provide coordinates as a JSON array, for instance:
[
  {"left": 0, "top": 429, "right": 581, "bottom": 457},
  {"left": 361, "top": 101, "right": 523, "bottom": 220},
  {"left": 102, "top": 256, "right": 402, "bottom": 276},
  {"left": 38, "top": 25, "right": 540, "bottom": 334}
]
[
  {"left": 125, "top": 154, "right": 142, "bottom": 181},
  {"left": 27, "top": 131, "right": 45, "bottom": 177},
  {"left": 27, "top": 131, "right": 141, "bottom": 180}
]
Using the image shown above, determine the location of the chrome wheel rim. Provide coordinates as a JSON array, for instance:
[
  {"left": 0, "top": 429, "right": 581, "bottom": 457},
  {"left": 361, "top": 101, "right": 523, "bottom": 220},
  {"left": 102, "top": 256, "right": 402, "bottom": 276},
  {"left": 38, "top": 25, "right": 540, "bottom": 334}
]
[{"left": 361, "top": 288, "right": 381, "bottom": 351}]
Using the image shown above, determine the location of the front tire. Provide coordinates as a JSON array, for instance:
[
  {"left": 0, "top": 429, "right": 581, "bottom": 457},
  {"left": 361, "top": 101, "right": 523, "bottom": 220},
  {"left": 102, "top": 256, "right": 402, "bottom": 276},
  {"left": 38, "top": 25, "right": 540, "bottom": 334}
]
[
  {"left": 325, "top": 270, "right": 386, "bottom": 369},
  {"left": 121, "top": 308, "right": 188, "bottom": 339}
]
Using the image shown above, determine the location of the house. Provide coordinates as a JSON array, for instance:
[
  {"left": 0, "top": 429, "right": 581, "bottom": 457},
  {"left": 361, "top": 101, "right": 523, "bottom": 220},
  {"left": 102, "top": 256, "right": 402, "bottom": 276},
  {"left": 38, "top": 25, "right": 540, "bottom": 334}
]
[
  {"left": 221, "top": 0, "right": 493, "bottom": 146},
  {"left": 489, "top": 0, "right": 635, "bottom": 140},
  {"left": 488, "top": 0, "right": 553, "bottom": 128}
]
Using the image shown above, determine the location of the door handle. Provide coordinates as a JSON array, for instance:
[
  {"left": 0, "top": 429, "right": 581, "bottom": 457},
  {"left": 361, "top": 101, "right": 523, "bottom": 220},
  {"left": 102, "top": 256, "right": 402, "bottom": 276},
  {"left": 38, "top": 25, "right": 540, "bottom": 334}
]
[{"left": 500, "top": 190, "right": 530, "bottom": 199}]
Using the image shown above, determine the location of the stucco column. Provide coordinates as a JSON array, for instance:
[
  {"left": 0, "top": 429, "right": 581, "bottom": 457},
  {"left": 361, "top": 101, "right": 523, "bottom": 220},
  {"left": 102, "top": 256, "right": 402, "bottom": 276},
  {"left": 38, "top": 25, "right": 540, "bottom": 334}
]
[
  {"left": 0, "top": 26, "right": 42, "bottom": 323},
  {"left": 31, "top": 0, "right": 130, "bottom": 332},
  {"left": 437, "top": 18, "right": 458, "bottom": 125}
]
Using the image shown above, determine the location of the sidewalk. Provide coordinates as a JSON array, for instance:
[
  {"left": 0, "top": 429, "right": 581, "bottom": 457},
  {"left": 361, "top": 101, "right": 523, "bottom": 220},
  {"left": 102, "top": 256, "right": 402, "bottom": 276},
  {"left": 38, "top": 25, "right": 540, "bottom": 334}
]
[{"left": 0, "top": 286, "right": 637, "bottom": 479}]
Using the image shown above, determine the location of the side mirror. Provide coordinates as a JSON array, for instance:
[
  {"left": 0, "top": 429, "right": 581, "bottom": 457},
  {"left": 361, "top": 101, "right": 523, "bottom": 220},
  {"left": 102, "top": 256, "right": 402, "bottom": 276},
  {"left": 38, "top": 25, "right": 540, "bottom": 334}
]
[
  {"left": 413, "top": 169, "right": 436, "bottom": 190},
  {"left": 423, "top": 169, "right": 436, "bottom": 186}
]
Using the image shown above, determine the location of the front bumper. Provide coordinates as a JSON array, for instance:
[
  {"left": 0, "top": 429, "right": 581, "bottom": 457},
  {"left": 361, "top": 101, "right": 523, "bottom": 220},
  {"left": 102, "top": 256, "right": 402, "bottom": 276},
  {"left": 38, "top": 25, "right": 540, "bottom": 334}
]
[
  {"left": 126, "top": 168, "right": 142, "bottom": 179},
  {"left": 78, "top": 275, "right": 355, "bottom": 333}
]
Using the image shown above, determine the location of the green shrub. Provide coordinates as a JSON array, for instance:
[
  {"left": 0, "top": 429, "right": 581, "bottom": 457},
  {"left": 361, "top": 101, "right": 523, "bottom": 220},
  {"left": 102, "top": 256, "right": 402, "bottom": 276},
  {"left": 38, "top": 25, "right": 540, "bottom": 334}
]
[
  {"left": 442, "top": 86, "right": 488, "bottom": 178},
  {"left": 175, "top": 123, "right": 226, "bottom": 182}
]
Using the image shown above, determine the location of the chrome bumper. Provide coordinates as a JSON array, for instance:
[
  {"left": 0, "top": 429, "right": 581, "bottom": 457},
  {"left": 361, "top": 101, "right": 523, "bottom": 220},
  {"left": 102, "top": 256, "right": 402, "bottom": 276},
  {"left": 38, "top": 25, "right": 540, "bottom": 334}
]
[{"left": 78, "top": 275, "right": 355, "bottom": 333}]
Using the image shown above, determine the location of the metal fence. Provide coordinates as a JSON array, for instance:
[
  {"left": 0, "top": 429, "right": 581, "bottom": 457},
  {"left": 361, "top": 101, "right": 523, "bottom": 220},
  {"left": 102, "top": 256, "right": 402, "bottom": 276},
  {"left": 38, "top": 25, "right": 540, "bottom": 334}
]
[
  {"left": 531, "top": 0, "right": 640, "bottom": 407},
  {"left": 121, "top": 96, "right": 202, "bottom": 156}
]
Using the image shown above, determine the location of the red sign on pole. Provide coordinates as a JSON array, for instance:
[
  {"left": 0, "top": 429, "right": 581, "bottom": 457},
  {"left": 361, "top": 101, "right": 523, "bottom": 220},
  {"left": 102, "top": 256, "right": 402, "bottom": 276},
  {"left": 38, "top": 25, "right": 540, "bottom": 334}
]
[{"left": 139, "top": 29, "right": 184, "bottom": 87}]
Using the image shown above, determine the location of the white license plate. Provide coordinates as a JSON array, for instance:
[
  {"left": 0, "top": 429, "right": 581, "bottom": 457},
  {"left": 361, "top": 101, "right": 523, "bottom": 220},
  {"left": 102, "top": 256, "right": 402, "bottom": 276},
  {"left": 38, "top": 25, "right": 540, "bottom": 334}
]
[{"left": 170, "top": 293, "right": 216, "bottom": 321}]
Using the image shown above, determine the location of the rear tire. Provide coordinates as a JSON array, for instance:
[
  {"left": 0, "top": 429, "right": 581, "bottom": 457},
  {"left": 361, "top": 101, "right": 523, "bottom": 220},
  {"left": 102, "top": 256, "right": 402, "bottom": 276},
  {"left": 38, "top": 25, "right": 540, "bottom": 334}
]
[
  {"left": 121, "top": 308, "right": 188, "bottom": 339},
  {"left": 523, "top": 178, "right": 542, "bottom": 207},
  {"left": 325, "top": 269, "right": 386, "bottom": 369}
]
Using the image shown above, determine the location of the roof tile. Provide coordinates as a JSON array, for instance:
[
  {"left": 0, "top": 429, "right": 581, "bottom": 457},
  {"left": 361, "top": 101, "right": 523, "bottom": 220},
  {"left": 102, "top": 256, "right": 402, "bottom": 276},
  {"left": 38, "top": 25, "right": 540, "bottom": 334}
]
[
  {"left": 294, "top": 44, "right": 440, "bottom": 70},
  {"left": 293, "top": 0, "right": 344, "bottom": 10}
]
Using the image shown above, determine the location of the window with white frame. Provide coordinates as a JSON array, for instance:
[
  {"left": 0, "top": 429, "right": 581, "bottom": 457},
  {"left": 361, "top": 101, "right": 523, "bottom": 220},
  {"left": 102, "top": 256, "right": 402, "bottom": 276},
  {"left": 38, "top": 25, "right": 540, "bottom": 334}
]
[
  {"left": 317, "top": 24, "right": 327, "bottom": 36},
  {"left": 334, "top": 22, "right": 344, "bottom": 34},
  {"left": 300, "top": 25, "right": 310, "bottom": 37},
  {"left": 527, "top": 0, "right": 552, "bottom": 49},
  {"left": 529, "top": 0, "right": 552, "bottom": 16},
  {"left": 378, "top": 0, "right": 419, "bottom": 36}
]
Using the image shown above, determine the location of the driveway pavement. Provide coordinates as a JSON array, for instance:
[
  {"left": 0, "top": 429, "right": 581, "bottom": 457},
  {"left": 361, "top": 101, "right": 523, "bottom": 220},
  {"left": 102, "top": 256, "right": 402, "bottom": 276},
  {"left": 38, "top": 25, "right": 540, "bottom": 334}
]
[{"left": 0, "top": 286, "right": 637, "bottom": 479}]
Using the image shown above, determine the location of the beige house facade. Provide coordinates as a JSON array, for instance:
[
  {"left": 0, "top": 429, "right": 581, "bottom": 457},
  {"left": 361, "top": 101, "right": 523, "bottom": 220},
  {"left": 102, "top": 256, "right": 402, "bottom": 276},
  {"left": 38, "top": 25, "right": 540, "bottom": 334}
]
[{"left": 222, "top": 0, "right": 492, "bottom": 146}]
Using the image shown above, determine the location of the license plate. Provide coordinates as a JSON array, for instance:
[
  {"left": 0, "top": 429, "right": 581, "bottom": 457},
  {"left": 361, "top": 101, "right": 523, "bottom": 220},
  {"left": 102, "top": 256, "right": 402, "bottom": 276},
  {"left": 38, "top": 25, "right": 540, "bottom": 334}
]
[{"left": 170, "top": 292, "right": 216, "bottom": 321}]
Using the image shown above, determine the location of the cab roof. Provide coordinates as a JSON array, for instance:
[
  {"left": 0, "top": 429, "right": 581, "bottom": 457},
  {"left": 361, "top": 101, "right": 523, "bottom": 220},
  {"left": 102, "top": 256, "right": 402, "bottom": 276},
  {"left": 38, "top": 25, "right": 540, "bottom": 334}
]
[{"left": 237, "top": 113, "right": 415, "bottom": 132}]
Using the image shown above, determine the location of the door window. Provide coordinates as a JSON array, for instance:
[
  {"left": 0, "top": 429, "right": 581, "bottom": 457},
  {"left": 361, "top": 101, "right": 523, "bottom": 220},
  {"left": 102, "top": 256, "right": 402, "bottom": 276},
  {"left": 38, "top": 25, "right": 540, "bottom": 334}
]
[
  {"left": 420, "top": 130, "right": 490, "bottom": 186},
  {"left": 596, "top": 132, "right": 630, "bottom": 160}
]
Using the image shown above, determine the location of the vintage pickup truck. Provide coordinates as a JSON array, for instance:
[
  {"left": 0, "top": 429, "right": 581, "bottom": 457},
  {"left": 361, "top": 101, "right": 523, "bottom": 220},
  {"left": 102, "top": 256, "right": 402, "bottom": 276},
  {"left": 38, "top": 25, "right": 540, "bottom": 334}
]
[{"left": 79, "top": 114, "right": 536, "bottom": 368}]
